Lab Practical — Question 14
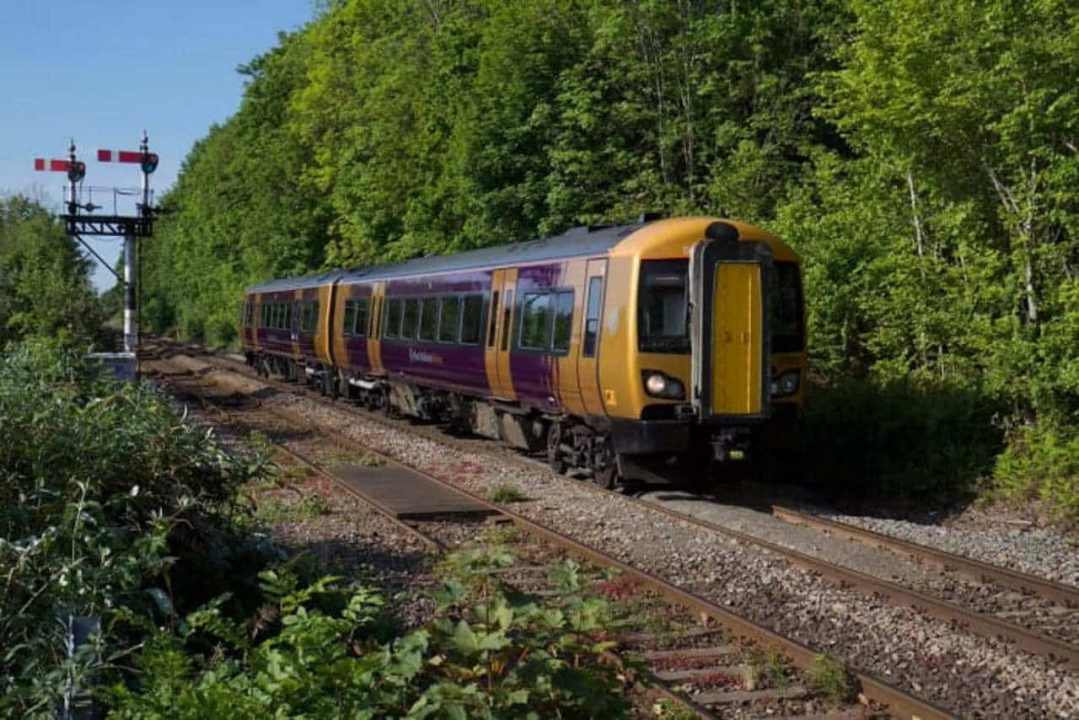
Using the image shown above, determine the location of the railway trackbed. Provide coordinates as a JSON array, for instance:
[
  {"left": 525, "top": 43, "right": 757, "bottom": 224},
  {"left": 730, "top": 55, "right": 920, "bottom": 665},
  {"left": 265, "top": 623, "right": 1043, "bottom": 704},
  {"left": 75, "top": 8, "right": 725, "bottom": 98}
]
[
  {"left": 146, "top": 346, "right": 951, "bottom": 719},
  {"left": 146, "top": 340, "right": 1078, "bottom": 717}
]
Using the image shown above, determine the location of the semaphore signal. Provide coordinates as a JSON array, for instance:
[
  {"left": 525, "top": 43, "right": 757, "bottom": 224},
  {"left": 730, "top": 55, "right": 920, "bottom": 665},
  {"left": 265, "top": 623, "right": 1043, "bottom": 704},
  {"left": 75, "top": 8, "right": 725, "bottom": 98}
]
[{"left": 32, "top": 133, "right": 161, "bottom": 380}]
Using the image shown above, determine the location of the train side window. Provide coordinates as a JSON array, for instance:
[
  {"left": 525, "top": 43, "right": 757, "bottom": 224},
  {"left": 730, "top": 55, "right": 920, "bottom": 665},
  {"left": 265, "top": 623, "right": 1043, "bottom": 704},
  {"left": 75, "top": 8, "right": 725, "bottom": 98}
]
[
  {"left": 519, "top": 292, "right": 552, "bottom": 350},
  {"left": 384, "top": 298, "right": 402, "bottom": 339},
  {"left": 354, "top": 298, "right": 369, "bottom": 337},
  {"left": 438, "top": 296, "right": 461, "bottom": 343},
  {"left": 306, "top": 301, "right": 320, "bottom": 333},
  {"left": 487, "top": 291, "right": 500, "bottom": 347},
  {"left": 273, "top": 303, "right": 282, "bottom": 329},
  {"left": 461, "top": 295, "right": 483, "bottom": 345},
  {"left": 500, "top": 290, "right": 513, "bottom": 351},
  {"left": 419, "top": 297, "right": 439, "bottom": 341},
  {"left": 402, "top": 298, "right": 419, "bottom": 339},
  {"left": 552, "top": 290, "right": 574, "bottom": 352},
  {"left": 583, "top": 276, "right": 603, "bottom": 357},
  {"left": 343, "top": 301, "right": 356, "bottom": 337},
  {"left": 286, "top": 302, "right": 295, "bottom": 331}
]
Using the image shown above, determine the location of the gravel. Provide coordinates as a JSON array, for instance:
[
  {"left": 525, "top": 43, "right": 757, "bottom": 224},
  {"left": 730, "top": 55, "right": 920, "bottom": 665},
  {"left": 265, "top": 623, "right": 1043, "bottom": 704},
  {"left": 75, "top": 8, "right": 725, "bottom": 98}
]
[
  {"left": 176, "top": 355, "right": 1079, "bottom": 718},
  {"left": 813, "top": 510, "right": 1079, "bottom": 588}
]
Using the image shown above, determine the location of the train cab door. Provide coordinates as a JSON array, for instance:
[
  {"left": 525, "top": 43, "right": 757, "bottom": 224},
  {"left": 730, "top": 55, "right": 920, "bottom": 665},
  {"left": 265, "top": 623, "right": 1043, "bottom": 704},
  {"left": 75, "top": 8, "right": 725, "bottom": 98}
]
[
  {"left": 484, "top": 268, "right": 518, "bottom": 401},
  {"left": 576, "top": 259, "right": 607, "bottom": 418},
  {"left": 689, "top": 226, "right": 772, "bottom": 421}
]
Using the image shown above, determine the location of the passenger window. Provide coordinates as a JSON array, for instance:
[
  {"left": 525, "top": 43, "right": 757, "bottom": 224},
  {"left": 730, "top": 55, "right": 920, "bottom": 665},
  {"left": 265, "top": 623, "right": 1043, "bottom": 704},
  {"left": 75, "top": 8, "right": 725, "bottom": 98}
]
[
  {"left": 552, "top": 291, "right": 574, "bottom": 352},
  {"left": 354, "top": 298, "right": 369, "bottom": 337},
  {"left": 487, "top": 291, "right": 500, "bottom": 347},
  {"left": 343, "top": 301, "right": 356, "bottom": 337},
  {"left": 384, "top": 298, "right": 402, "bottom": 339},
  {"left": 519, "top": 292, "right": 551, "bottom": 350},
  {"left": 402, "top": 298, "right": 419, "bottom": 339},
  {"left": 500, "top": 291, "right": 513, "bottom": 351},
  {"left": 419, "top": 297, "right": 439, "bottom": 341},
  {"left": 461, "top": 295, "right": 483, "bottom": 345},
  {"left": 439, "top": 297, "right": 461, "bottom": 342},
  {"left": 583, "top": 276, "right": 603, "bottom": 357}
]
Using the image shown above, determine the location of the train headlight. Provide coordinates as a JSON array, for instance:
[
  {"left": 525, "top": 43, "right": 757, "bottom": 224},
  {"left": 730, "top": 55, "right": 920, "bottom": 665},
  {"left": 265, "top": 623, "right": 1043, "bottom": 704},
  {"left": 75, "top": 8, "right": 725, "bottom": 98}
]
[
  {"left": 642, "top": 371, "right": 686, "bottom": 399},
  {"left": 770, "top": 370, "right": 800, "bottom": 397}
]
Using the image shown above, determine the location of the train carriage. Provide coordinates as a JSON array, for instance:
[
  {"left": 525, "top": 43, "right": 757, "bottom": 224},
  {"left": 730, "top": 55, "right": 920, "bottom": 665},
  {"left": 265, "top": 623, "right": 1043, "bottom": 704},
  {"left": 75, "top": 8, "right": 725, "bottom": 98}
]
[{"left": 242, "top": 216, "right": 806, "bottom": 486}]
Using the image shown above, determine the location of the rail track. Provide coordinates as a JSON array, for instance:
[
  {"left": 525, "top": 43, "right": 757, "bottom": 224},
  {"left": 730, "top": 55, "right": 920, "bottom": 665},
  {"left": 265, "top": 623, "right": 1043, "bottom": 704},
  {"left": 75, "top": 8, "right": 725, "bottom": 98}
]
[
  {"left": 161, "top": 341, "right": 1079, "bottom": 656},
  {"left": 147, "top": 343, "right": 955, "bottom": 719}
]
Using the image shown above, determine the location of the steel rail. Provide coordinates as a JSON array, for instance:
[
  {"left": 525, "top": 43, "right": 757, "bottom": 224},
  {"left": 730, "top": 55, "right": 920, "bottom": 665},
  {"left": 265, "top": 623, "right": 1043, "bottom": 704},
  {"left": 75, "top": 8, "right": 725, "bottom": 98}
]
[
  {"left": 630, "top": 495, "right": 1079, "bottom": 667},
  {"left": 152, "top": 348, "right": 956, "bottom": 720},
  {"left": 771, "top": 506, "right": 1079, "bottom": 608}
]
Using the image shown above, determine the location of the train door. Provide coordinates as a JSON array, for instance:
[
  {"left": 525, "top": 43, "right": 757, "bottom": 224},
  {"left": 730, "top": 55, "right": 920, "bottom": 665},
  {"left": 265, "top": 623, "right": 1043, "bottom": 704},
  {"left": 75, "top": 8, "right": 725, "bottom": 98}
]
[
  {"left": 576, "top": 259, "right": 607, "bottom": 418},
  {"left": 317, "top": 280, "right": 338, "bottom": 366},
  {"left": 367, "top": 282, "right": 386, "bottom": 375},
  {"left": 484, "top": 268, "right": 518, "bottom": 400},
  {"left": 690, "top": 233, "right": 771, "bottom": 420}
]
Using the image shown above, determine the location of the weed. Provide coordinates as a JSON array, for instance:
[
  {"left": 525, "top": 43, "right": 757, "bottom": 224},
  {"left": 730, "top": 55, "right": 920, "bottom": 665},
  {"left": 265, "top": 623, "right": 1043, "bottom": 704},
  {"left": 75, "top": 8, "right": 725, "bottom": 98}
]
[
  {"left": 489, "top": 483, "right": 528, "bottom": 503},
  {"left": 810, "top": 653, "right": 856, "bottom": 703},
  {"left": 652, "top": 697, "right": 702, "bottom": 719},
  {"left": 744, "top": 647, "right": 788, "bottom": 690},
  {"left": 356, "top": 452, "right": 385, "bottom": 467},
  {"left": 257, "top": 494, "right": 330, "bottom": 523}
]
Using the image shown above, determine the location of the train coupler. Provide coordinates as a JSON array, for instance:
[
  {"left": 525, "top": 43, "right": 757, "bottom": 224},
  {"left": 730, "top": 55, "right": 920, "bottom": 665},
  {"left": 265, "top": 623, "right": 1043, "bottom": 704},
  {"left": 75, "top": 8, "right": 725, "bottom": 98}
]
[{"left": 711, "top": 428, "right": 751, "bottom": 462}]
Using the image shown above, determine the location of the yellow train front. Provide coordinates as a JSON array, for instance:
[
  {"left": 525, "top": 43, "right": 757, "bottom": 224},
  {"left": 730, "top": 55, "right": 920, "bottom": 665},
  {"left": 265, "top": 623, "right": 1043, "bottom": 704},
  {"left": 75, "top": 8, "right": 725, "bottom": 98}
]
[{"left": 241, "top": 216, "right": 806, "bottom": 487}]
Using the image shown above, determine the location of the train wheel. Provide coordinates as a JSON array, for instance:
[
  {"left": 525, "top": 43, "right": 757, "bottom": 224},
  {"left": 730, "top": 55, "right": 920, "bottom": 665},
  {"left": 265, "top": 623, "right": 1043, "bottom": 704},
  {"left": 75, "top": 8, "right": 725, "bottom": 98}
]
[
  {"left": 547, "top": 423, "right": 567, "bottom": 474},
  {"left": 590, "top": 435, "right": 619, "bottom": 489}
]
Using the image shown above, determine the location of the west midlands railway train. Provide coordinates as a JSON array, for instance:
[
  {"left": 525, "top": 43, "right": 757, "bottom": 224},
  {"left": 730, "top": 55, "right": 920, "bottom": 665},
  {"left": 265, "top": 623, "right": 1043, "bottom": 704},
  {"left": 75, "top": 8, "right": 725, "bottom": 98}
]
[{"left": 241, "top": 217, "right": 806, "bottom": 486}]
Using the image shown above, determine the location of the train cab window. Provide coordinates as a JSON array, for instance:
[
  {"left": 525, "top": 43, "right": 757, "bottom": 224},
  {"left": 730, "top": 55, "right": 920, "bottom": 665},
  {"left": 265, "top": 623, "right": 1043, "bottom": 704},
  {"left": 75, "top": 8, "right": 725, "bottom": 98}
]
[
  {"left": 487, "top": 291, "right": 500, "bottom": 347},
  {"left": 343, "top": 301, "right": 356, "bottom": 336},
  {"left": 384, "top": 298, "right": 402, "bottom": 339},
  {"left": 500, "top": 291, "right": 513, "bottom": 350},
  {"left": 461, "top": 295, "right": 483, "bottom": 345},
  {"left": 771, "top": 262, "right": 804, "bottom": 352},
  {"left": 419, "top": 297, "right": 439, "bottom": 341},
  {"left": 552, "top": 291, "right": 574, "bottom": 352},
  {"left": 638, "top": 260, "right": 690, "bottom": 354},
  {"left": 402, "top": 298, "right": 419, "bottom": 339},
  {"left": 354, "top": 298, "right": 369, "bottom": 337},
  {"left": 438, "top": 297, "right": 461, "bottom": 342},
  {"left": 519, "top": 292, "right": 552, "bottom": 350},
  {"left": 583, "top": 277, "right": 603, "bottom": 357}
]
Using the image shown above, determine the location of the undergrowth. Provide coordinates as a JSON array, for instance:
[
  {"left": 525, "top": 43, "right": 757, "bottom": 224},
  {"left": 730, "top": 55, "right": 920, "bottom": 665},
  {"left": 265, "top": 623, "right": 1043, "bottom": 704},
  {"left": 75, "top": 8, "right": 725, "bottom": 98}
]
[{"left": 0, "top": 338, "right": 634, "bottom": 718}]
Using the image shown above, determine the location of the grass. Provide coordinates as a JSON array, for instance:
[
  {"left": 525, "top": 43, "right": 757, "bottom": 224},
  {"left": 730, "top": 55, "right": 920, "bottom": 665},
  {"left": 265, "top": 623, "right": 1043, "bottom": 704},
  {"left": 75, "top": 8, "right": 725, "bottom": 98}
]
[
  {"left": 809, "top": 653, "right": 856, "bottom": 703},
  {"left": 257, "top": 494, "right": 331, "bottom": 523},
  {"left": 744, "top": 647, "right": 789, "bottom": 690},
  {"left": 489, "top": 482, "right": 528, "bottom": 503}
]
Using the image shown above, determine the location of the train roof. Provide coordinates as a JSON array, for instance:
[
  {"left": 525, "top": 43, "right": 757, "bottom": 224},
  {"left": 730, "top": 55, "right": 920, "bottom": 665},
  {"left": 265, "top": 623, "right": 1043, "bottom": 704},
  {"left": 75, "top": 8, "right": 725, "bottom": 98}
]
[{"left": 245, "top": 221, "right": 646, "bottom": 293}]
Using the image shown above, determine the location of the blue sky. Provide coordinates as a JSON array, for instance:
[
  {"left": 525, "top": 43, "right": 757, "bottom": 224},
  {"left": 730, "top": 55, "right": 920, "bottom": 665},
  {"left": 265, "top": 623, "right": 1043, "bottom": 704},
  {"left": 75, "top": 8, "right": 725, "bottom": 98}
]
[{"left": 0, "top": 0, "right": 316, "bottom": 290}]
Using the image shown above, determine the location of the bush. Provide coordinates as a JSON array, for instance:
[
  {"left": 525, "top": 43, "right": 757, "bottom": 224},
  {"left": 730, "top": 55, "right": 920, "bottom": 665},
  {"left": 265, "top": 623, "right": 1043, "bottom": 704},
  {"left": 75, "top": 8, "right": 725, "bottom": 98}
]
[
  {"left": 0, "top": 340, "right": 266, "bottom": 717},
  {"left": 796, "top": 376, "right": 1004, "bottom": 506},
  {"left": 107, "top": 549, "right": 631, "bottom": 719},
  {"left": 994, "top": 422, "right": 1079, "bottom": 525}
]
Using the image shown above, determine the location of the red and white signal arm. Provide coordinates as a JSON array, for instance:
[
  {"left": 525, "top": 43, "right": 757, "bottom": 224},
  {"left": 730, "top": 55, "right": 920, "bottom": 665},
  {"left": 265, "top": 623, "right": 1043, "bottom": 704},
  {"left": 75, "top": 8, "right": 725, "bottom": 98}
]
[{"left": 98, "top": 148, "right": 159, "bottom": 174}]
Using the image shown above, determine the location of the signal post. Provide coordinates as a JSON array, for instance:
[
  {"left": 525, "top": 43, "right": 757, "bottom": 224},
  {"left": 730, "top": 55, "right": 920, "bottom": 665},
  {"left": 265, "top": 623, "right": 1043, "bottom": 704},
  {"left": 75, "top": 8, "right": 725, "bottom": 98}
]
[{"left": 34, "top": 134, "right": 159, "bottom": 378}]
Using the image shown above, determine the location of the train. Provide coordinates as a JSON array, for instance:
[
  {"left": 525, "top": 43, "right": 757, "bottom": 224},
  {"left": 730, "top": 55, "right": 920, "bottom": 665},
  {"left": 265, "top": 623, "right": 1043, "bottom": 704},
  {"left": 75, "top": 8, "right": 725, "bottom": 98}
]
[{"left": 241, "top": 216, "right": 806, "bottom": 486}]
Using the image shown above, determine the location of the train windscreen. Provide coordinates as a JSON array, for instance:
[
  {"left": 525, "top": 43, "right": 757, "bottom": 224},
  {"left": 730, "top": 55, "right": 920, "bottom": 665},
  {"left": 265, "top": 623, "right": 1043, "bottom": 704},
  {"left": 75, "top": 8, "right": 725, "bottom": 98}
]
[
  {"left": 771, "top": 261, "right": 804, "bottom": 352},
  {"left": 638, "top": 260, "right": 690, "bottom": 354}
]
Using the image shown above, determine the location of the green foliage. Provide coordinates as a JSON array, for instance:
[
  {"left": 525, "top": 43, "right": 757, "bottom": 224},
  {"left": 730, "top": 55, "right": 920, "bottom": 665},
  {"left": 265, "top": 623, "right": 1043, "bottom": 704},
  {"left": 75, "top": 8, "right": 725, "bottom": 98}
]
[
  {"left": 809, "top": 653, "right": 855, "bottom": 704},
  {"left": 108, "top": 546, "right": 630, "bottom": 719},
  {"left": 489, "top": 483, "right": 527, "bottom": 503},
  {"left": 144, "top": 0, "right": 1079, "bottom": 517},
  {"left": 994, "top": 421, "right": 1079, "bottom": 523},
  {"left": 797, "top": 377, "right": 1004, "bottom": 504},
  {"left": 0, "top": 195, "right": 104, "bottom": 347},
  {"left": 0, "top": 340, "right": 267, "bottom": 718}
]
